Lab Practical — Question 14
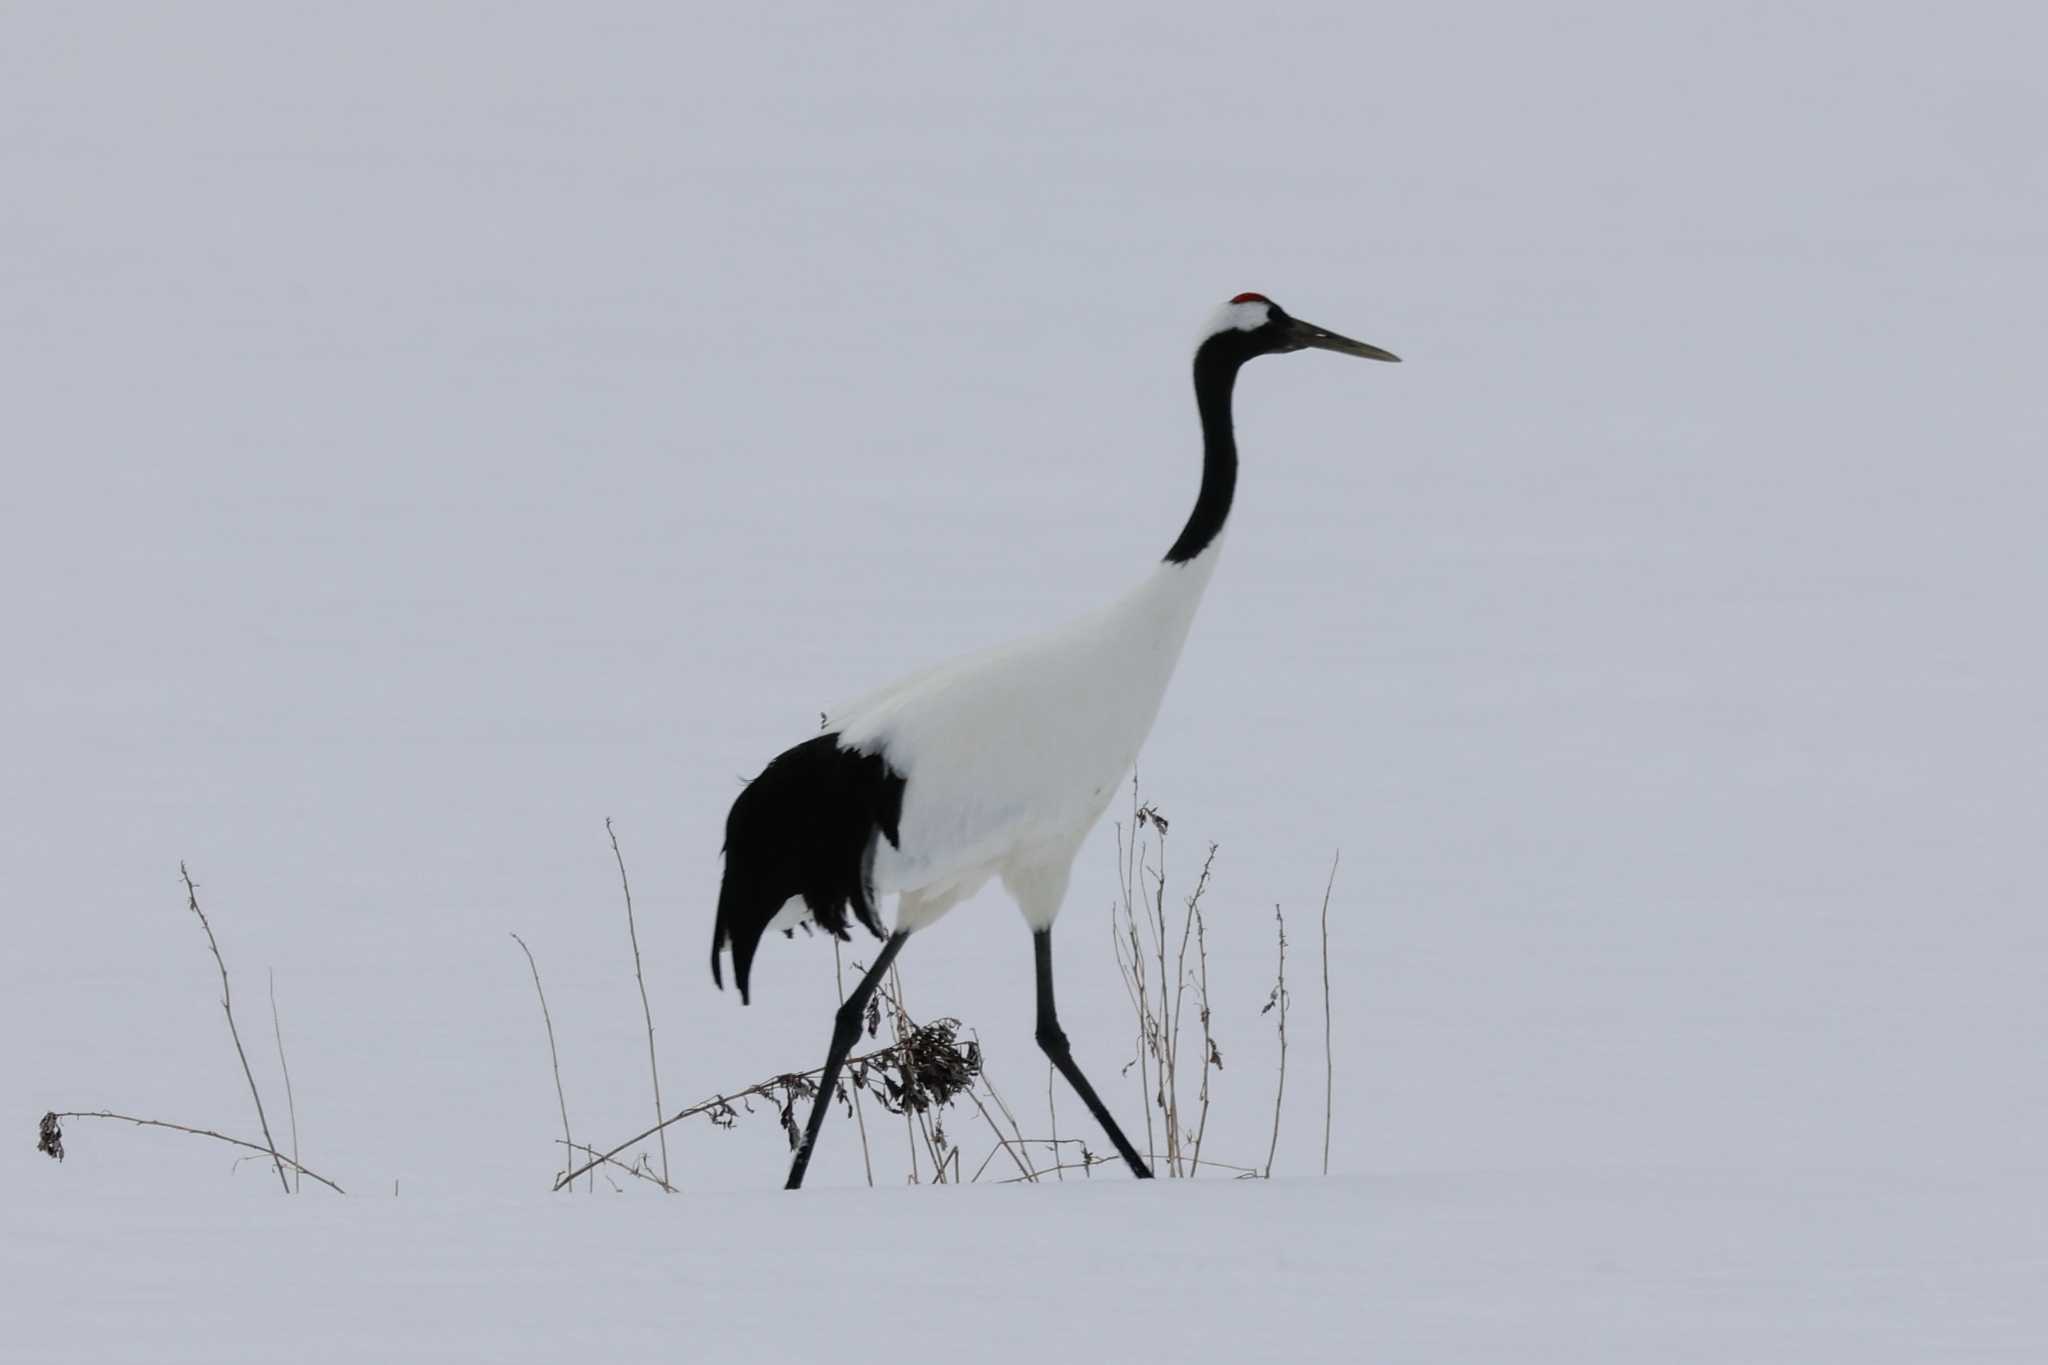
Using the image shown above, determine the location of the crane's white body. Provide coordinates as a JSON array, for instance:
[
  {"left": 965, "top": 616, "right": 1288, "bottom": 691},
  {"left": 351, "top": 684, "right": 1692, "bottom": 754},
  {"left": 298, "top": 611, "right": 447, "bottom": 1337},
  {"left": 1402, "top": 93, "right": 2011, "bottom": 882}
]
[{"left": 825, "top": 545, "right": 1223, "bottom": 934}]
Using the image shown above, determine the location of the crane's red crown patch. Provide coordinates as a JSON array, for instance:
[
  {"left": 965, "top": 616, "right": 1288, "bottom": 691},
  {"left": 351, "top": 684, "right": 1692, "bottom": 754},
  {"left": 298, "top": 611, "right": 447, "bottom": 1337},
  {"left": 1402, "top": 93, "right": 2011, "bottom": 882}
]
[{"left": 1230, "top": 292, "right": 1271, "bottom": 305}]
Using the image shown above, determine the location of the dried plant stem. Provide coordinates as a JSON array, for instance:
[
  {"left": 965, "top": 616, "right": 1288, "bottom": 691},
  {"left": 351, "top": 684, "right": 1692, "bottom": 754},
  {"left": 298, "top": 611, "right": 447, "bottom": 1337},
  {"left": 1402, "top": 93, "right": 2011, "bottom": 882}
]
[
  {"left": 44, "top": 1110, "right": 344, "bottom": 1194},
  {"left": 1264, "top": 902, "right": 1290, "bottom": 1179},
  {"left": 179, "top": 864, "right": 290, "bottom": 1194},
  {"left": 969, "top": 1134, "right": 1044, "bottom": 1183},
  {"left": 1112, "top": 797, "right": 1159, "bottom": 1165},
  {"left": 971, "top": 1134, "right": 1089, "bottom": 1182},
  {"left": 267, "top": 968, "right": 301, "bottom": 1194},
  {"left": 1150, "top": 823, "right": 1177, "bottom": 1174},
  {"left": 1187, "top": 844, "right": 1219, "bottom": 1176},
  {"left": 1124, "top": 902, "right": 1155, "bottom": 1164},
  {"left": 832, "top": 940, "right": 877, "bottom": 1187},
  {"left": 557, "top": 1139, "right": 674, "bottom": 1192},
  {"left": 965, "top": 1028, "right": 1036, "bottom": 1182},
  {"left": 882, "top": 965, "right": 949, "bottom": 1181},
  {"left": 1319, "top": 850, "right": 1339, "bottom": 1177},
  {"left": 880, "top": 963, "right": 920, "bottom": 1182},
  {"left": 510, "top": 932, "right": 581, "bottom": 1192},
  {"left": 883, "top": 966, "right": 923, "bottom": 1182},
  {"left": 1047, "top": 1065, "right": 1063, "bottom": 1181},
  {"left": 607, "top": 819, "right": 670, "bottom": 1191},
  {"left": 1112, "top": 789, "right": 1227, "bottom": 1179},
  {"left": 557, "top": 1035, "right": 955, "bottom": 1191},
  {"left": 1003, "top": 1150, "right": 1262, "bottom": 1184},
  {"left": 1166, "top": 849, "right": 1200, "bottom": 1176},
  {"left": 956, "top": 1091, "right": 1034, "bottom": 1181},
  {"left": 971, "top": 1037, "right": 1030, "bottom": 1153}
]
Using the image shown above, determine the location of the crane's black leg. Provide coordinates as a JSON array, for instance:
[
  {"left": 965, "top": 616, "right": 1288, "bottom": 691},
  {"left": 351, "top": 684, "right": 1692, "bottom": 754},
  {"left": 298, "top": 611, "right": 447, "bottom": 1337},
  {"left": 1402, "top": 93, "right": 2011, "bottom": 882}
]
[
  {"left": 786, "top": 931, "right": 907, "bottom": 1190},
  {"left": 1035, "top": 928, "right": 1153, "bottom": 1179}
]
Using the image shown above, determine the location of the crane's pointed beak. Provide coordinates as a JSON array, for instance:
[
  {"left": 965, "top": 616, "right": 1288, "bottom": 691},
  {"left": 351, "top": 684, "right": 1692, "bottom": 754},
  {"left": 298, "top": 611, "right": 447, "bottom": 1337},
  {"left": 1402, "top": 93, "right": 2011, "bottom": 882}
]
[{"left": 1286, "top": 317, "right": 1401, "bottom": 362}]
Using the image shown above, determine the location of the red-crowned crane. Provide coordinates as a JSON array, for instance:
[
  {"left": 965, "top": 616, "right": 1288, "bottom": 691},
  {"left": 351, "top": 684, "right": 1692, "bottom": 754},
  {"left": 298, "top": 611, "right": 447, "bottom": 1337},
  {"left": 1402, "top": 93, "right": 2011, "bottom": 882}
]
[{"left": 712, "top": 294, "right": 1400, "bottom": 1188}]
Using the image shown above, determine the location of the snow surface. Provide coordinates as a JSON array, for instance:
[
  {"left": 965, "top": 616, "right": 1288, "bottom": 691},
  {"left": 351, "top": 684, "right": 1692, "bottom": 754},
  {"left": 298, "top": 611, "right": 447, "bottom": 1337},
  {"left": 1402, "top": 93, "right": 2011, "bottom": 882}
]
[
  {"left": 6, "top": 1173, "right": 2045, "bottom": 1363},
  {"left": 5, "top": 1, "right": 2046, "bottom": 1359}
]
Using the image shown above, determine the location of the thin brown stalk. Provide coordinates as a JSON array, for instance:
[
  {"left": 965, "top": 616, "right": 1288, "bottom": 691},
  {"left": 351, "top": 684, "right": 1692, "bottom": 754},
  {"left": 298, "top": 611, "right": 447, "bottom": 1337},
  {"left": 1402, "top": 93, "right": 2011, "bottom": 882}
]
[
  {"left": 1263, "top": 902, "right": 1290, "bottom": 1179},
  {"left": 882, "top": 965, "right": 949, "bottom": 1181},
  {"left": 556, "top": 1033, "right": 942, "bottom": 1191},
  {"left": 977, "top": 1134, "right": 1090, "bottom": 1182},
  {"left": 1112, "top": 798, "right": 1158, "bottom": 1164},
  {"left": 1166, "top": 839, "right": 1219, "bottom": 1176},
  {"left": 1003, "top": 1150, "right": 1262, "bottom": 1184},
  {"left": 1187, "top": 843, "right": 1219, "bottom": 1176},
  {"left": 883, "top": 966, "right": 922, "bottom": 1182},
  {"left": 606, "top": 819, "right": 670, "bottom": 1191},
  {"left": 179, "top": 864, "right": 290, "bottom": 1194},
  {"left": 957, "top": 1093, "right": 1035, "bottom": 1182},
  {"left": 1047, "top": 1065, "right": 1062, "bottom": 1181},
  {"left": 43, "top": 1109, "right": 344, "bottom": 1194},
  {"left": 832, "top": 940, "right": 876, "bottom": 1186},
  {"left": 558, "top": 1139, "right": 675, "bottom": 1192},
  {"left": 1166, "top": 854, "right": 1197, "bottom": 1174},
  {"left": 1147, "top": 821, "right": 1177, "bottom": 1172},
  {"left": 510, "top": 932, "right": 580, "bottom": 1192},
  {"left": 968, "top": 1126, "right": 1055, "bottom": 1183},
  {"left": 267, "top": 968, "right": 301, "bottom": 1193},
  {"left": 1319, "top": 850, "right": 1339, "bottom": 1177},
  {"left": 965, "top": 1028, "right": 1036, "bottom": 1181}
]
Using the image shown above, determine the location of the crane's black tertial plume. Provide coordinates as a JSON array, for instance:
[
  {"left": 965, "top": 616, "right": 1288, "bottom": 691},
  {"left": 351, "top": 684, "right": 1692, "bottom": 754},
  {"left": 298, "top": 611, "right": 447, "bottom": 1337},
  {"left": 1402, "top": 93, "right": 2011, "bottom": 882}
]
[{"left": 712, "top": 733, "right": 906, "bottom": 1004}]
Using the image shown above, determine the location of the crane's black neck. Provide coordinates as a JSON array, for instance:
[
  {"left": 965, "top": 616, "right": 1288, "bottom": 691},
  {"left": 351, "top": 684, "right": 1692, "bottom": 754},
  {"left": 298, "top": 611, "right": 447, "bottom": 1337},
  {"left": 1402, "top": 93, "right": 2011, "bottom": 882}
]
[{"left": 1164, "top": 332, "right": 1254, "bottom": 564}]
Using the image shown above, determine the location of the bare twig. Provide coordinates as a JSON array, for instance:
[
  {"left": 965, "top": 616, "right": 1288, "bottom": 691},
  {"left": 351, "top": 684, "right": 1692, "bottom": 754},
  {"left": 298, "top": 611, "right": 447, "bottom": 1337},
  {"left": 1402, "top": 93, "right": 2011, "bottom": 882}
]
[
  {"left": 833, "top": 940, "right": 876, "bottom": 1187},
  {"left": 963, "top": 1028, "right": 1036, "bottom": 1182},
  {"left": 557, "top": 1025, "right": 977, "bottom": 1192},
  {"left": 267, "top": 968, "right": 301, "bottom": 1194},
  {"left": 881, "top": 965, "right": 949, "bottom": 1181},
  {"left": 1149, "top": 813, "right": 1176, "bottom": 1173},
  {"left": 885, "top": 966, "right": 923, "bottom": 1183},
  {"left": 1319, "top": 850, "right": 1339, "bottom": 1177},
  {"left": 1166, "top": 838, "right": 1202, "bottom": 1176},
  {"left": 1188, "top": 843, "right": 1219, "bottom": 1176},
  {"left": 40, "top": 1110, "right": 344, "bottom": 1194},
  {"left": 966, "top": 1136, "right": 1071, "bottom": 1182},
  {"left": 557, "top": 1139, "right": 675, "bottom": 1192},
  {"left": 1263, "top": 902, "right": 1290, "bottom": 1179},
  {"left": 607, "top": 819, "right": 670, "bottom": 1192},
  {"left": 1112, "top": 787, "right": 1233, "bottom": 1179},
  {"left": 974, "top": 1134, "right": 1091, "bottom": 1182},
  {"left": 1001, "top": 1148, "right": 1263, "bottom": 1184},
  {"left": 179, "top": 864, "right": 290, "bottom": 1194},
  {"left": 952, "top": 1089, "right": 1033, "bottom": 1181},
  {"left": 510, "top": 932, "right": 580, "bottom": 1192},
  {"left": 1047, "top": 1065, "right": 1062, "bottom": 1181},
  {"left": 1111, "top": 782, "right": 1159, "bottom": 1165}
]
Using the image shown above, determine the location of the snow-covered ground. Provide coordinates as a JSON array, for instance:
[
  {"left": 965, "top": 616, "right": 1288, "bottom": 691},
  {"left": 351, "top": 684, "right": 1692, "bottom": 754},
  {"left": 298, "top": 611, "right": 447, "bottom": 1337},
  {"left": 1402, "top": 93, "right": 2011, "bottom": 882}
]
[
  {"left": 5, "top": 3, "right": 2046, "bottom": 1359},
  {"left": 10, "top": 1173, "right": 2047, "bottom": 1362}
]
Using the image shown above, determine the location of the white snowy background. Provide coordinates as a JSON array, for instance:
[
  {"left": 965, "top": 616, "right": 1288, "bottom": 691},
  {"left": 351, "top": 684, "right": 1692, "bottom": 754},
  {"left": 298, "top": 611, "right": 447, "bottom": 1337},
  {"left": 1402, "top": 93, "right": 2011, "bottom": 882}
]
[{"left": 4, "top": 3, "right": 2044, "bottom": 1360}]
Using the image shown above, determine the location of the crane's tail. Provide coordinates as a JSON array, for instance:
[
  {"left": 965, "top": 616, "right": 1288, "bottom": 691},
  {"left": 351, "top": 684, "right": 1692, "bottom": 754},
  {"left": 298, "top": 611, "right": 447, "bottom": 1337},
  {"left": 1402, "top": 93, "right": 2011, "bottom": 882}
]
[{"left": 711, "top": 733, "right": 906, "bottom": 1004}]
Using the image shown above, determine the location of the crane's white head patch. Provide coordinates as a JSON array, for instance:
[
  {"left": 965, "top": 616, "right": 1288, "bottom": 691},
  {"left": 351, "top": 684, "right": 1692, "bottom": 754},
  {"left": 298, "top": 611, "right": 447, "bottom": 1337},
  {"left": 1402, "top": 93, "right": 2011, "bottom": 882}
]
[{"left": 1201, "top": 292, "right": 1278, "bottom": 342}]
